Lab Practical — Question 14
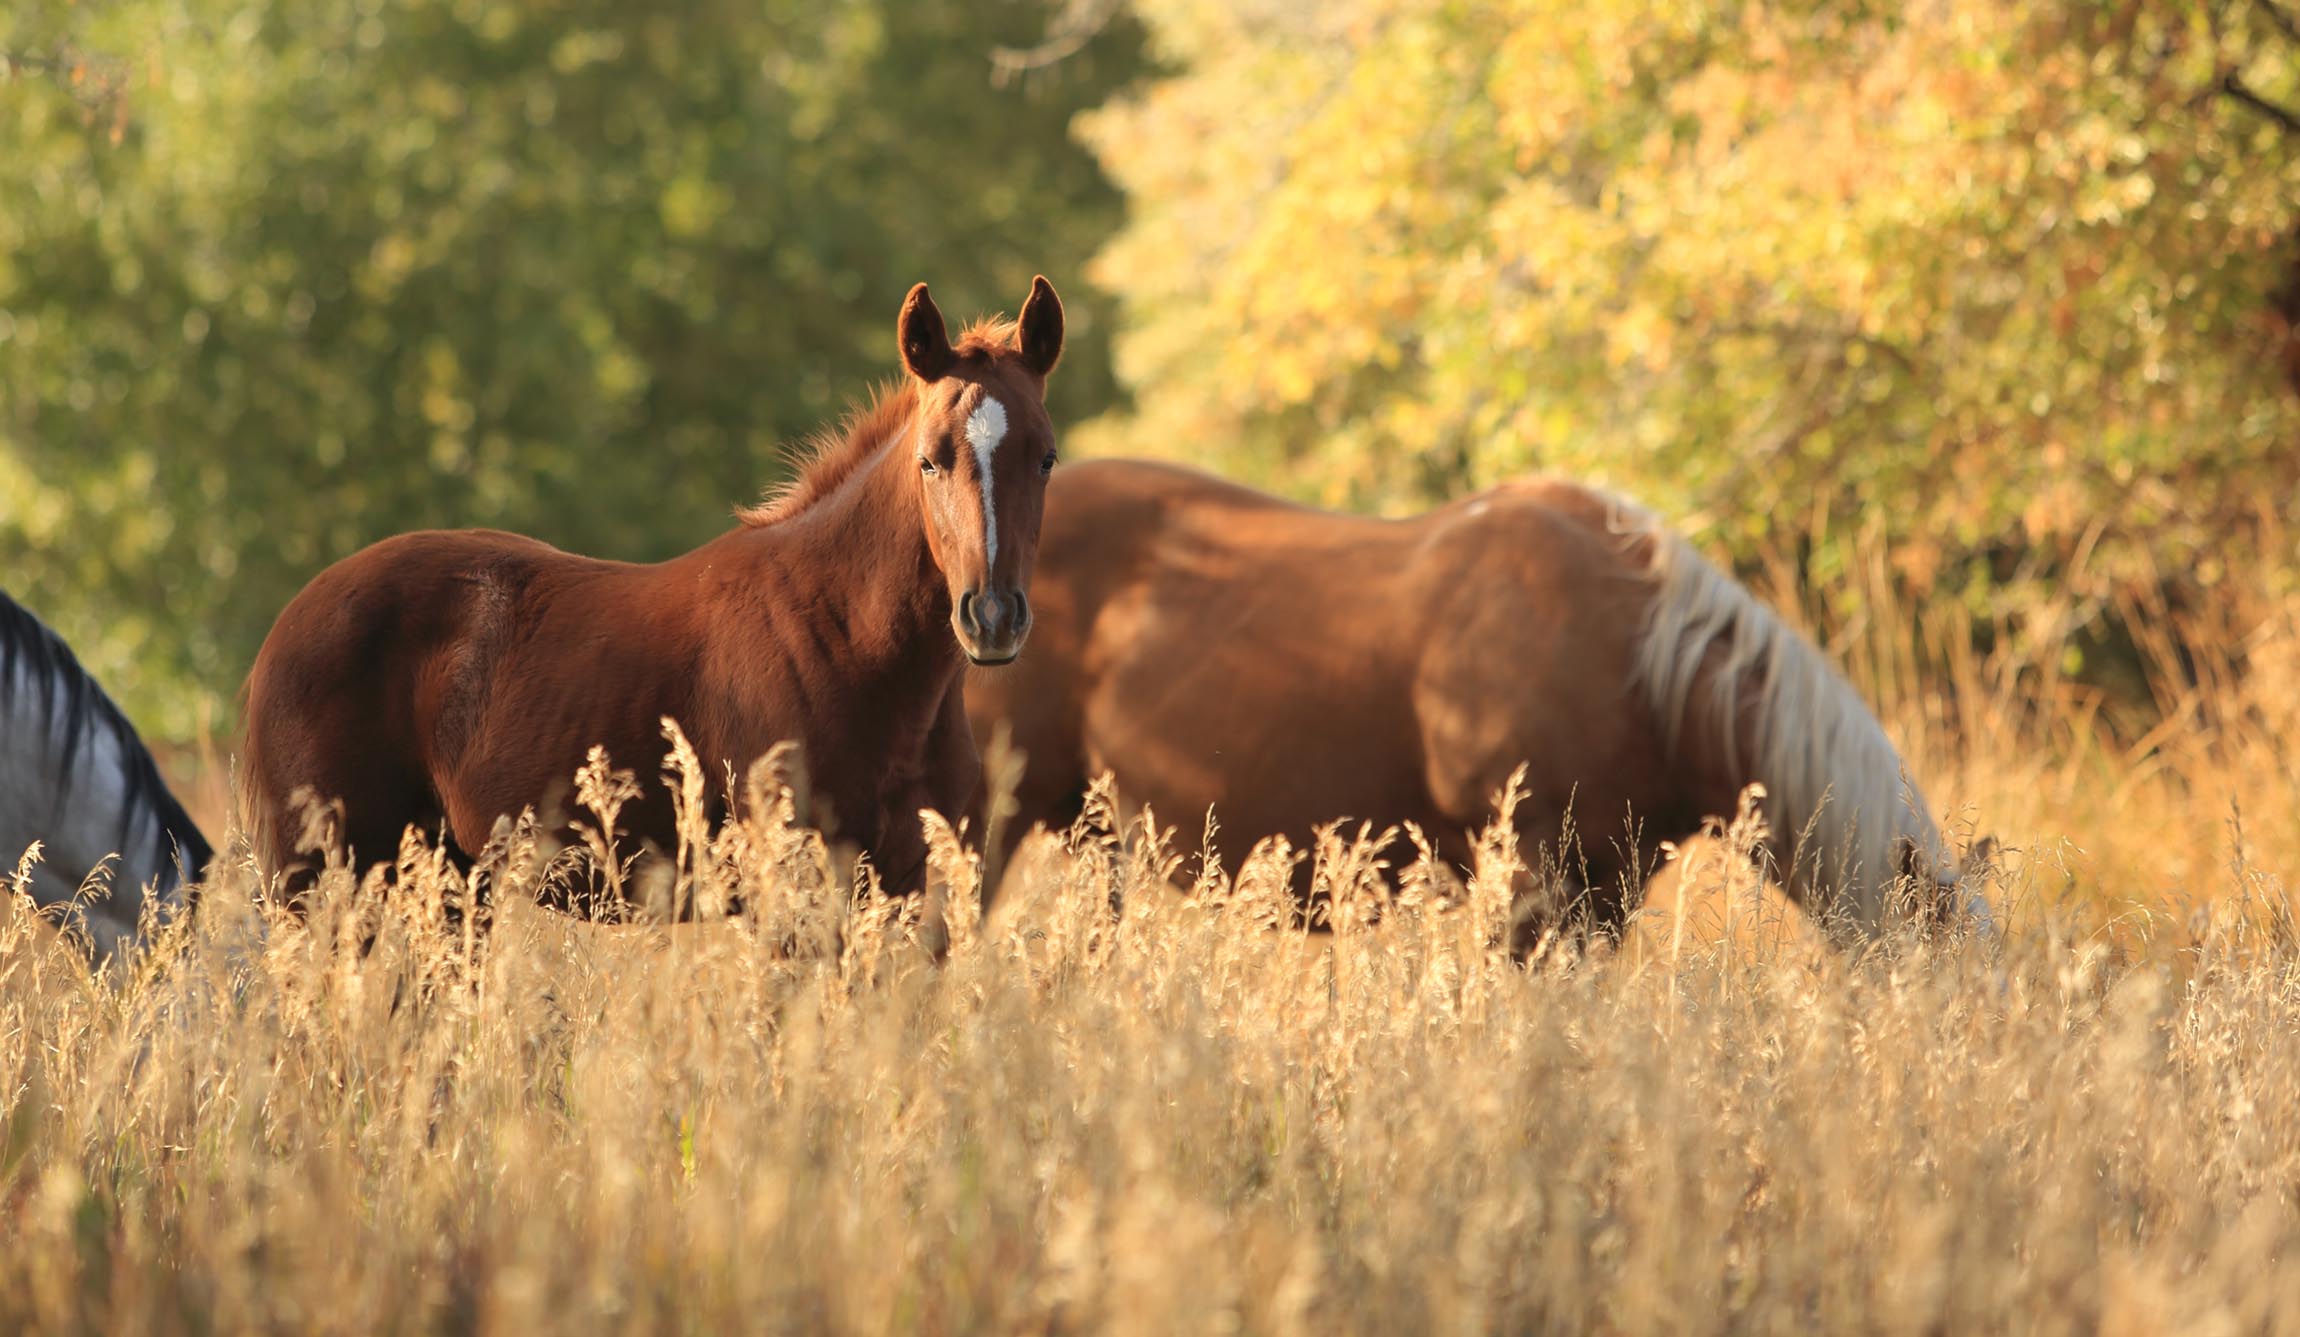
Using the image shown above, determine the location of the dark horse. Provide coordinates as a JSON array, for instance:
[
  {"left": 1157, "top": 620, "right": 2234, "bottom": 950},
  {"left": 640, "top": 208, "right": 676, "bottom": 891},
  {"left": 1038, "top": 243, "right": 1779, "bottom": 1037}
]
[
  {"left": 245, "top": 278, "right": 1065, "bottom": 909},
  {"left": 2, "top": 592, "right": 213, "bottom": 960},
  {"left": 967, "top": 459, "right": 1987, "bottom": 945}
]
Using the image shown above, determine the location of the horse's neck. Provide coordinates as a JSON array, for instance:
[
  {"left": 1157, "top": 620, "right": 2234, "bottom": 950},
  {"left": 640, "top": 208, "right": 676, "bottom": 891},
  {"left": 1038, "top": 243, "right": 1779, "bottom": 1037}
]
[
  {"left": 0, "top": 682, "right": 184, "bottom": 953},
  {"left": 700, "top": 433, "right": 961, "bottom": 703},
  {"left": 799, "top": 432, "right": 952, "bottom": 657}
]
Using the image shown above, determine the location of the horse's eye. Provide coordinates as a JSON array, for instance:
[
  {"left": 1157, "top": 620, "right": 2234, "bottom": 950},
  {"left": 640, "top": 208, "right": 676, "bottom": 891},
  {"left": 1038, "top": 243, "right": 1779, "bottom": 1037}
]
[
  {"left": 1040, "top": 451, "right": 1058, "bottom": 476},
  {"left": 919, "top": 456, "right": 938, "bottom": 476}
]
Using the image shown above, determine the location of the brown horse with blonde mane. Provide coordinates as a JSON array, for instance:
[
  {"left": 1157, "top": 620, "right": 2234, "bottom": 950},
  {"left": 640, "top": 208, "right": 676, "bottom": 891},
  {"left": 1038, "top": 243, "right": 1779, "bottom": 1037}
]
[
  {"left": 967, "top": 459, "right": 1988, "bottom": 946},
  {"left": 246, "top": 277, "right": 1064, "bottom": 910}
]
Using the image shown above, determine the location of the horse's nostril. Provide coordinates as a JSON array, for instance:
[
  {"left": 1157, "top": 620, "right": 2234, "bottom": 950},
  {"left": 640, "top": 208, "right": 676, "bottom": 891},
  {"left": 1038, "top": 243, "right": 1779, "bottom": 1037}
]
[
  {"left": 1011, "top": 590, "right": 1031, "bottom": 629},
  {"left": 957, "top": 590, "right": 978, "bottom": 635}
]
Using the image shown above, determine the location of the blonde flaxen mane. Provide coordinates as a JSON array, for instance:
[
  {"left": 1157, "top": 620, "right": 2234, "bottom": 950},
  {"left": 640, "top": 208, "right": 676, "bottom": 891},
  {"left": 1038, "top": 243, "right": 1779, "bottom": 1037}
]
[{"left": 1606, "top": 493, "right": 1956, "bottom": 933}]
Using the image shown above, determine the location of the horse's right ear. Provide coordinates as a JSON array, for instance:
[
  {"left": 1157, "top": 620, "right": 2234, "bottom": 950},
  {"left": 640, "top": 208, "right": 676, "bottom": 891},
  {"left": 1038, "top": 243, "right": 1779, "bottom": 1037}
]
[{"left": 899, "top": 283, "right": 955, "bottom": 383}]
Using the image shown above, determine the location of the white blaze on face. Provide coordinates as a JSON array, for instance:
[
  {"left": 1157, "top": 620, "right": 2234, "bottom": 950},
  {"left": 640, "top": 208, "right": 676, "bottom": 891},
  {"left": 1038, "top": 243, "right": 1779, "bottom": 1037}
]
[{"left": 964, "top": 392, "right": 1009, "bottom": 570}]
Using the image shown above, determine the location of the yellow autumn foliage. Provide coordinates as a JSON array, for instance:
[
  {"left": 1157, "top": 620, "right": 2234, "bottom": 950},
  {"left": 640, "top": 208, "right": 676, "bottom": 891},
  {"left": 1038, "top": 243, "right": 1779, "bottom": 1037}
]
[{"left": 1081, "top": 0, "right": 2300, "bottom": 678}]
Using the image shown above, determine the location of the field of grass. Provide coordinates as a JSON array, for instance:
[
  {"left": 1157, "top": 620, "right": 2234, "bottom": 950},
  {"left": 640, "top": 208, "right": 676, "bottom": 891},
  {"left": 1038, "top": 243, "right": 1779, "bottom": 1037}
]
[{"left": 5, "top": 595, "right": 2300, "bottom": 1334}]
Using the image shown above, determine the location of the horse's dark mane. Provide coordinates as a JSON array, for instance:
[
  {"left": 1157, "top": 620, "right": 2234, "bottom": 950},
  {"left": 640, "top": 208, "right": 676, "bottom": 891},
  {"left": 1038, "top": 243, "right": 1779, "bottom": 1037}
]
[
  {"left": 0, "top": 592, "right": 214, "bottom": 884},
  {"left": 740, "top": 317, "right": 1024, "bottom": 528}
]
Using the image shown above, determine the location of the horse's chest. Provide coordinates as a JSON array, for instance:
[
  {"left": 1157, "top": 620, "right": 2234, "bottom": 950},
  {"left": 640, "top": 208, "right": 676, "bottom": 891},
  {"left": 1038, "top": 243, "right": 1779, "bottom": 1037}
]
[{"left": 780, "top": 693, "right": 933, "bottom": 820}]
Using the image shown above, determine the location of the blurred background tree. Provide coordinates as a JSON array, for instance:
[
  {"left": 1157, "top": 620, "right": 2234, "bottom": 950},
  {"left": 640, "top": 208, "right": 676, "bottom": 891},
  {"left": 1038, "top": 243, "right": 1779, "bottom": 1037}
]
[
  {"left": 9, "top": 0, "right": 2300, "bottom": 743},
  {"left": 1077, "top": 0, "right": 2300, "bottom": 713},
  {"left": 0, "top": 0, "right": 1144, "bottom": 737}
]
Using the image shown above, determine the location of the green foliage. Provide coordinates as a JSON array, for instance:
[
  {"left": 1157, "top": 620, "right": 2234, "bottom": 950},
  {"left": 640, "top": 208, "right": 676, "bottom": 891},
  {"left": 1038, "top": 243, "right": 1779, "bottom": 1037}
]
[
  {"left": 17, "top": 0, "right": 2300, "bottom": 735},
  {"left": 1081, "top": 0, "right": 2300, "bottom": 668},
  {"left": 0, "top": 0, "right": 1142, "bottom": 737}
]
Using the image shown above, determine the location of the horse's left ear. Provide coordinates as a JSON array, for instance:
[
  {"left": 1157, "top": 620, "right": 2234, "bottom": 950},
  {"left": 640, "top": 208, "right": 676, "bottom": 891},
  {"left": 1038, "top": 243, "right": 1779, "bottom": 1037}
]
[{"left": 1017, "top": 275, "right": 1063, "bottom": 380}]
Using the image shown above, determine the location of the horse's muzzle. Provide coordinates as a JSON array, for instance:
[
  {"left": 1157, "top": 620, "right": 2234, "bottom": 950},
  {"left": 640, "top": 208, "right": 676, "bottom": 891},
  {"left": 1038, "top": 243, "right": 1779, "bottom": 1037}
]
[{"left": 956, "top": 587, "right": 1031, "bottom": 665}]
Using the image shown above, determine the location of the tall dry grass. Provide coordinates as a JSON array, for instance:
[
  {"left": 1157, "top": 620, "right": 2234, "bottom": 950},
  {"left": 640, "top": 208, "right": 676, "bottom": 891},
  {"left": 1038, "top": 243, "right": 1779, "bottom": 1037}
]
[{"left": 5, "top": 582, "right": 2300, "bottom": 1334}]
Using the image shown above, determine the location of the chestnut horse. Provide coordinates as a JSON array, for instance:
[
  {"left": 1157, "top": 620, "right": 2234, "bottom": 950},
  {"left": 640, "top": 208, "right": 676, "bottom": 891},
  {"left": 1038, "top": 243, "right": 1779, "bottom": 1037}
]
[
  {"left": 246, "top": 277, "right": 1064, "bottom": 910},
  {"left": 967, "top": 459, "right": 1986, "bottom": 945}
]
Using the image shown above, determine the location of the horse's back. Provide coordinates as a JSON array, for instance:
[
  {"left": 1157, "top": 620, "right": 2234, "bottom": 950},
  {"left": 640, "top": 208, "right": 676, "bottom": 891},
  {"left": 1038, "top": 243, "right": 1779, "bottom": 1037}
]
[
  {"left": 977, "top": 462, "right": 1424, "bottom": 833},
  {"left": 250, "top": 530, "right": 554, "bottom": 744},
  {"left": 244, "top": 528, "right": 587, "bottom": 871},
  {"left": 976, "top": 460, "right": 1674, "bottom": 871}
]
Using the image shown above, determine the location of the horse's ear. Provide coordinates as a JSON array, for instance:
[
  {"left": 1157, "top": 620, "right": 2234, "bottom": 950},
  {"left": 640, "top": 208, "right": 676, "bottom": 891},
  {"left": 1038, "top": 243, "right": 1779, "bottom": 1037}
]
[
  {"left": 1017, "top": 275, "right": 1063, "bottom": 379},
  {"left": 899, "top": 282, "right": 955, "bottom": 383},
  {"left": 1895, "top": 834, "right": 1941, "bottom": 884},
  {"left": 1956, "top": 835, "right": 1998, "bottom": 881}
]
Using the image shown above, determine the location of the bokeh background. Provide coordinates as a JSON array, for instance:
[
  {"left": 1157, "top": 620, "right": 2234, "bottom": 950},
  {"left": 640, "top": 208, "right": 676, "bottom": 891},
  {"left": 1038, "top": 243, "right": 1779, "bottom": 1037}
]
[{"left": 5, "top": 0, "right": 2299, "bottom": 745}]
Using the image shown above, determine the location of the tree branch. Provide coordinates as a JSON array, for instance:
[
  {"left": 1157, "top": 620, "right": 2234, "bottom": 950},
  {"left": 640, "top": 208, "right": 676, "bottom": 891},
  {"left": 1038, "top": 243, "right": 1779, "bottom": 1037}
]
[
  {"left": 2258, "top": 0, "right": 2300, "bottom": 48},
  {"left": 1, "top": 50, "right": 68, "bottom": 77},
  {"left": 989, "top": 0, "right": 1121, "bottom": 85},
  {"left": 2221, "top": 69, "right": 2300, "bottom": 135}
]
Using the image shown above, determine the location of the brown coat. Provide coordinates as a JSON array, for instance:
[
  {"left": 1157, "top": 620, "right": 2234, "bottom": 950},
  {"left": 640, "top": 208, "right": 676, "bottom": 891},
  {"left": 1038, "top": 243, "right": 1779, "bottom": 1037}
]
[
  {"left": 245, "top": 279, "right": 1065, "bottom": 908},
  {"left": 968, "top": 459, "right": 1965, "bottom": 940}
]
